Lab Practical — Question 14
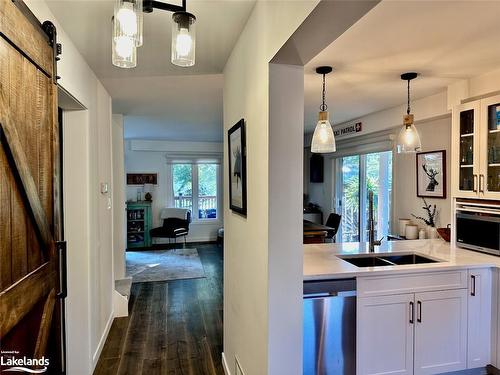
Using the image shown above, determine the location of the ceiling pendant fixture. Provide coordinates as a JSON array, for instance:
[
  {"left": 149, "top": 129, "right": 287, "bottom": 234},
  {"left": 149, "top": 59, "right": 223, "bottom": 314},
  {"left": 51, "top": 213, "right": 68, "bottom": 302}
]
[
  {"left": 311, "top": 66, "right": 336, "bottom": 153},
  {"left": 171, "top": 12, "right": 196, "bottom": 67},
  {"left": 112, "top": 29, "right": 137, "bottom": 68},
  {"left": 112, "top": 0, "right": 196, "bottom": 69},
  {"left": 396, "top": 72, "right": 422, "bottom": 153}
]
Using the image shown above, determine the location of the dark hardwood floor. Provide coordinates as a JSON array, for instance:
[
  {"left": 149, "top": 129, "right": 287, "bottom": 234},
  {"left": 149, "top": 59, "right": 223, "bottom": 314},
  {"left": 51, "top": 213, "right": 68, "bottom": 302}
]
[{"left": 93, "top": 243, "right": 224, "bottom": 375}]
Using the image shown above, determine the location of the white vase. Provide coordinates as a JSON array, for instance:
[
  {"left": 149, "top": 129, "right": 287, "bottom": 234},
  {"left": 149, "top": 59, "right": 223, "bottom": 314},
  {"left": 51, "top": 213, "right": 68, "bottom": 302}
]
[
  {"left": 426, "top": 226, "right": 438, "bottom": 239},
  {"left": 405, "top": 224, "right": 419, "bottom": 240},
  {"left": 399, "top": 219, "right": 411, "bottom": 237}
]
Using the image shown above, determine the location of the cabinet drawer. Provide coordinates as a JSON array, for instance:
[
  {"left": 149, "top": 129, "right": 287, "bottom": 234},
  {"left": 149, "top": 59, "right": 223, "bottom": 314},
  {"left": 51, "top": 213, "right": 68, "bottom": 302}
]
[{"left": 358, "top": 270, "right": 468, "bottom": 297}]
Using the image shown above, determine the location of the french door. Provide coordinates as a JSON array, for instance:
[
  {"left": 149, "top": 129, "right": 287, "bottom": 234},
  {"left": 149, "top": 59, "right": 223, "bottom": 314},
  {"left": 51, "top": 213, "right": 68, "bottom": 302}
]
[{"left": 336, "top": 151, "right": 392, "bottom": 243}]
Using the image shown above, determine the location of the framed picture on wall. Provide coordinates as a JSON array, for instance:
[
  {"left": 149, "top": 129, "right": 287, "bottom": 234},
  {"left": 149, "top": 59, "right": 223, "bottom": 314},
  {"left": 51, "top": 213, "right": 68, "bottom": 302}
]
[
  {"left": 126, "top": 173, "right": 158, "bottom": 185},
  {"left": 416, "top": 150, "right": 446, "bottom": 199},
  {"left": 228, "top": 119, "right": 247, "bottom": 216}
]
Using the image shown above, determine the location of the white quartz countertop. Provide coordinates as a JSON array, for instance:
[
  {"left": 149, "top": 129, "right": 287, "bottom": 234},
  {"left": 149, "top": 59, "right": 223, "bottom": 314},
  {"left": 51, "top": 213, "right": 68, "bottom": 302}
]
[{"left": 304, "top": 239, "right": 500, "bottom": 281}]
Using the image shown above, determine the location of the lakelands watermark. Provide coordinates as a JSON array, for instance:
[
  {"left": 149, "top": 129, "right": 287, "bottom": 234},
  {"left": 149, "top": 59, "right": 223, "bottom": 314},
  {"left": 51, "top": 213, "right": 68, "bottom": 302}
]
[{"left": 1, "top": 351, "right": 49, "bottom": 373}]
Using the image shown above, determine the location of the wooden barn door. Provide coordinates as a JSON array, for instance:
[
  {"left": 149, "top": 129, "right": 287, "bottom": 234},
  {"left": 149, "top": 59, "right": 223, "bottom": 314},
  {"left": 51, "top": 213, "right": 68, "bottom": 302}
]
[{"left": 0, "top": 1, "right": 64, "bottom": 374}]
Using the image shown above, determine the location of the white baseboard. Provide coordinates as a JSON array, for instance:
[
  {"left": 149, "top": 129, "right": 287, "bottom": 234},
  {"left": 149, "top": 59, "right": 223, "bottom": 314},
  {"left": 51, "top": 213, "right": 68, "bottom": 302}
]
[
  {"left": 92, "top": 311, "right": 114, "bottom": 370},
  {"left": 222, "top": 352, "right": 231, "bottom": 375}
]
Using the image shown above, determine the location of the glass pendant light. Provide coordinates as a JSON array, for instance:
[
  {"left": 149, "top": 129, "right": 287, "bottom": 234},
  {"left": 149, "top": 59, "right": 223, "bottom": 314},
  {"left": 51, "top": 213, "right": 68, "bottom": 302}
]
[
  {"left": 396, "top": 72, "right": 422, "bottom": 153},
  {"left": 311, "top": 66, "right": 336, "bottom": 153},
  {"left": 171, "top": 12, "right": 196, "bottom": 67},
  {"left": 112, "top": 16, "right": 137, "bottom": 68},
  {"left": 113, "top": 0, "right": 141, "bottom": 40}
]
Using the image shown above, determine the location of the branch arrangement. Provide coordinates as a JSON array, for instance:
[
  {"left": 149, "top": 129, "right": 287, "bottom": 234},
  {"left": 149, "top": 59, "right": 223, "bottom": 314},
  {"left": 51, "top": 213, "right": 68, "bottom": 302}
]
[{"left": 411, "top": 198, "right": 437, "bottom": 227}]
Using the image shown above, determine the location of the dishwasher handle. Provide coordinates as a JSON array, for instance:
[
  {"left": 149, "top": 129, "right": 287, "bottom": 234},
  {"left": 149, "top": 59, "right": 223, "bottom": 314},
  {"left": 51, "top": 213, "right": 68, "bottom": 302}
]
[{"left": 304, "top": 290, "right": 356, "bottom": 299}]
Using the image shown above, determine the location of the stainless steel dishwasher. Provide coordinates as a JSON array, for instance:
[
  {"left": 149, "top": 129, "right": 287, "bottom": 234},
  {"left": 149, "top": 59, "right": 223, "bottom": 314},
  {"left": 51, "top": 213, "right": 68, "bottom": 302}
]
[{"left": 303, "top": 278, "right": 356, "bottom": 375}]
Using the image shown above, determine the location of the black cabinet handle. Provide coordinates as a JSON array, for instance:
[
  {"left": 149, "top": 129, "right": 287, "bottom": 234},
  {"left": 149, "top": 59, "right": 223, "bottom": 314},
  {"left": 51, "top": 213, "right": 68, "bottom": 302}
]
[
  {"left": 409, "top": 301, "right": 414, "bottom": 324},
  {"left": 57, "top": 241, "right": 67, "bottom": 299},
  {"left": 417, "top": 301, "right": 422, "bottom": 323},
  {"left": 471, "top": 275, "right": 476, "bottom": 296}
]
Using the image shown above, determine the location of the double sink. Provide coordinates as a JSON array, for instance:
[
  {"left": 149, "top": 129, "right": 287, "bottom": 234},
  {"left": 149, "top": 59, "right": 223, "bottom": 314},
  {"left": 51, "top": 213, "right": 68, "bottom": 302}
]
[{"left": 338, "top": 252, "right": 442, "bottom": 268}]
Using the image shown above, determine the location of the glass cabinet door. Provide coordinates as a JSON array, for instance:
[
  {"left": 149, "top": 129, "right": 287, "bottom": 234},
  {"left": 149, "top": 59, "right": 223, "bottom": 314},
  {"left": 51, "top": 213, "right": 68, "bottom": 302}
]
[
  {"left": 458, "top": 108, "right": 476, "bottom": 192},
  {"left": 485, "top": 101, "right": 500, "bottom": 193}
]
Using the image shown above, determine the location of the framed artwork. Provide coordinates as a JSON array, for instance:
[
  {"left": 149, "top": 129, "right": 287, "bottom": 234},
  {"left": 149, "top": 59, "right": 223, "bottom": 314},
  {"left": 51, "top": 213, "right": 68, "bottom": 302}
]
[
  {"left": 416, "top": 150, "right": 446, "bottom": 198},
  {"left": 127, "top": 173, "right": 158, "bottom": 185},
  {"left": 228, "top": 119, "right": 247, "bottom": 215}
]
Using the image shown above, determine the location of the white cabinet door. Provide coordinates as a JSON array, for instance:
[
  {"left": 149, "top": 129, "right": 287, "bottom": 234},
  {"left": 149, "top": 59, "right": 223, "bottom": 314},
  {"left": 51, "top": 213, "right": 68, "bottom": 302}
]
[
  {"left": 452, "top": 101, "right": 481, "bottom": 198},
  {"left": 357, "top": 294, "right": 414, "bottom": 375},
  {"left": 414, "top": 289, "right": 468, "bottom": 375},
  {"left": 479, "top": 94, "right": 500, "bottom": 199},
  {"left": 467, "top": 268, "right": 492, "bottom": 368}
]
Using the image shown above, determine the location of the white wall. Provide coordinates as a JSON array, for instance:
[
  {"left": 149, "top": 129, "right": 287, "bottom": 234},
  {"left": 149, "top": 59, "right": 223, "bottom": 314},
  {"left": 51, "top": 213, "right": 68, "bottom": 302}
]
[
  {"left": 112, "top": 115, "right": 126, "bottom": 280},
  {"left": 222, "top": 2, "right": 318, "bottom": 374},
  {"left": 393, "top": 116, "right": 452, "bottom": 231},
  {"left": 24, "top": 2, "right": 115, "bottom": 374},
  {"left": 124, "top": 139, "right": 223, "bottom": 243},
  {"left": 268, "top": 63, "right": 305, "bottom": 375}
]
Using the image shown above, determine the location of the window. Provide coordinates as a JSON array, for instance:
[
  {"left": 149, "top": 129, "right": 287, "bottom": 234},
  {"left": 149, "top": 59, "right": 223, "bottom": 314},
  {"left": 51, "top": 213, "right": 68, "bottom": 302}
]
[
  {"left": 336, "top": 151, "right": 392, "bottom": 242},
  {"left": 172, "top": 162, "right": 219, "bottom": 220},
  {"left": 198, "top": 164, "right": 217, "bottom": 219},
  {"left": 172, "top": 164, "right": 193, "bottom": 213}
]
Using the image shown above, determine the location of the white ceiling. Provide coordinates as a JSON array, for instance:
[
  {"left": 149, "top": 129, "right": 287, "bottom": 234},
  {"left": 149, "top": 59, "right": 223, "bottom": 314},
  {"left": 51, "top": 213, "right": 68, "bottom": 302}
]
[
  {"left": 304, "top": 0, "right": 500, "bottom": 133},
  {"left": 46, "top": 0, "right": 255, "bottom": 140},
  {"left": 113, "top": 74, "right": 223, "bottom": 141}
]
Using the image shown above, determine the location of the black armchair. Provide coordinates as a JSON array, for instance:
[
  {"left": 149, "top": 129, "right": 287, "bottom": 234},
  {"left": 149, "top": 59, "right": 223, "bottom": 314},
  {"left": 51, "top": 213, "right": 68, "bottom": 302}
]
[
  {"left": 325, "top": 213, "right": 341, "bottom": 242},
  {"left": 150, "top": 209, "right": 191, "bottom": 245}
]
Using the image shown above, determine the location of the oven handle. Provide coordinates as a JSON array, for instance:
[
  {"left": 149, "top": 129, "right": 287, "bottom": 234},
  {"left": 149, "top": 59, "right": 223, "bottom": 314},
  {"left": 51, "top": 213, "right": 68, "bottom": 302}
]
[{"left": 457, "top": 210, "right": 500, "bottom": 220}]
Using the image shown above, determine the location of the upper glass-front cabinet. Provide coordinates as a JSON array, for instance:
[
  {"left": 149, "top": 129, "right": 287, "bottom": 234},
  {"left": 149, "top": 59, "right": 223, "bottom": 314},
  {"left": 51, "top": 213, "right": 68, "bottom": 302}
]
[
  {"left": 458, "top": 108, "right": 476, "bottom": 191},
  {"left": 453, "top": 101, "right": 480, "bottom": 198},
  {"left": 482, "top": 95, "right": 500, "bottom": 197},
  {"left": 453, "top": 94, "right": 500, "bottom": 200}
]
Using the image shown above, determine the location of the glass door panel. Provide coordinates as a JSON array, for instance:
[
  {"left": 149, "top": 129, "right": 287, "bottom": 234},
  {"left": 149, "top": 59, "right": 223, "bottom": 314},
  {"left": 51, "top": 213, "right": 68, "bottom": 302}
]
[
  {"left": 338, "top": 151, "right": 392, "bottom": 243},
  {"left": 459, "top": 109, "right": 475, "bottom": 191},
  {"left": 364, "top": 151, "right": 392, "bottom": 242},
  {"left": 341, "top": 155, "right": 360, "bottom": 242},
  {"left": 487, "top": 103, "right": 500, "bottom": 192}
]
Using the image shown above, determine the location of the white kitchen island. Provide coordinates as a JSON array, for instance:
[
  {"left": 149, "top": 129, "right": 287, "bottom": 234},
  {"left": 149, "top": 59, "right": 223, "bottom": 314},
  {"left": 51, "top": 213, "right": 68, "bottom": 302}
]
[{"left": 303, "top": 239, "right": 500, "bottom": 375}]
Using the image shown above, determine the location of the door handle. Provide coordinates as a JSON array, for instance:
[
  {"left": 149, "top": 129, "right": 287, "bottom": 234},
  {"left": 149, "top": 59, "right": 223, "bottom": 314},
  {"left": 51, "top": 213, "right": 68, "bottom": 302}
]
[
  {"left": 417, "top": 301, "right": 422, "bottom": 323},
  {"left": 409, "top": 301, "right": 414, "bottom": 324},
  {"left": 57, "top": 241, "right": 67, "bottom": 299},
  {"left": 473, "top": 174, "right": 478, "bottom": 193},
  {"left": 471, "top": 275, "right": 476, "bottom": 296},
  {"left": 479, "top": 174, "right": 485, "bottom": 194}
]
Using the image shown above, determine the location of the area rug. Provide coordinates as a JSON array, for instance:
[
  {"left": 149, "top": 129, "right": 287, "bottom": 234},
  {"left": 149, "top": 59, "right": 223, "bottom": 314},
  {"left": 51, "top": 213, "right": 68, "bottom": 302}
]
[{"left": 126, "top": 248, "right": 205, "bottom": 283}]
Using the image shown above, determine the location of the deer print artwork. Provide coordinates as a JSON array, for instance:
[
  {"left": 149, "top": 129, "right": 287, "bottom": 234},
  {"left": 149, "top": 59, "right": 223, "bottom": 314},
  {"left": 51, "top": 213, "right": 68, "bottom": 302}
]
[{"left": 422, "top": 164, "right": 439, "bottom": 192}]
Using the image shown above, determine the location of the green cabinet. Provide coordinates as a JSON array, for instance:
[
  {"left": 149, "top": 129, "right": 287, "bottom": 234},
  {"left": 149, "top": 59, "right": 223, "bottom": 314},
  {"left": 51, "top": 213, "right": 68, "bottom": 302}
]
[{"left": 126, "top": 201, "right": 152, "bottom": 249}]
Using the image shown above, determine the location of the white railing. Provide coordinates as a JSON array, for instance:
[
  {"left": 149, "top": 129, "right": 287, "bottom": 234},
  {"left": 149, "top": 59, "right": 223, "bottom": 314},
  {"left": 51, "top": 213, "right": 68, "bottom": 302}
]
[
  {"left": 174, "top": 196, "right": 217, "bottom": 210},
  {"left": 174, "top": 196, "right": 193, "bottom": 209}
]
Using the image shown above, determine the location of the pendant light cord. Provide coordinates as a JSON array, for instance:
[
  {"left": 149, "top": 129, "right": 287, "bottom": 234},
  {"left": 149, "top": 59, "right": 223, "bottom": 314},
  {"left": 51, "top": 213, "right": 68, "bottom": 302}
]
[
  {"left": 407, "top": 79, "right": 411, "bottom": 115},
  {"left": 320, "top": 73, "right": 327, "bottom": 111}
]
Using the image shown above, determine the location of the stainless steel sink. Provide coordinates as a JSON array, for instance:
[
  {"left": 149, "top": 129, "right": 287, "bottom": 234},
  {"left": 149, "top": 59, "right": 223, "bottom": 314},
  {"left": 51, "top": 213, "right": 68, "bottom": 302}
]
[{"left": 339, "top": 252, "right": 441, "bottom": 268}]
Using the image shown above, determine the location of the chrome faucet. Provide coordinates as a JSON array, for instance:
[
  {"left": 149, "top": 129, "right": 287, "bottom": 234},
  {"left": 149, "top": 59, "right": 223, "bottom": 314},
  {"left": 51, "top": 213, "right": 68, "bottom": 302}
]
[{"left": 368, "top": 190, "right": 383, "bottom": 252}]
